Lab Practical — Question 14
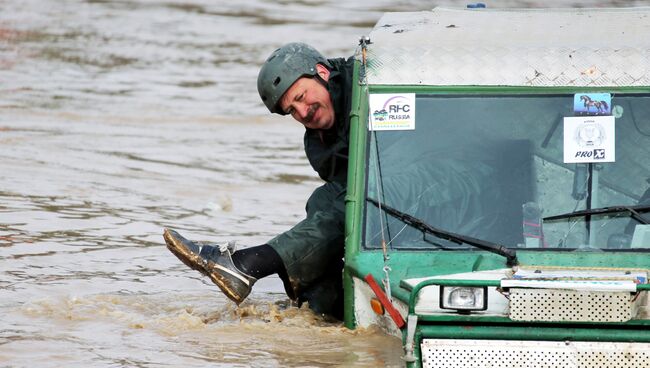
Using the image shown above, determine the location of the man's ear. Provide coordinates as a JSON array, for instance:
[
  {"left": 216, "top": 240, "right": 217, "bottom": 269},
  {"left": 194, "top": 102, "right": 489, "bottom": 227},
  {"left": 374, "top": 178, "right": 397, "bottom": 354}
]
[{"left": 316, "top": 64, "right": 330, "bottom": 82}]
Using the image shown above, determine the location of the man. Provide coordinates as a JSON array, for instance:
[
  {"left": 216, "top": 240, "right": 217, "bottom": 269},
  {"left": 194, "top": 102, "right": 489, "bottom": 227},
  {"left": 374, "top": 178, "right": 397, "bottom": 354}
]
[{"left": 163, "top": 43, "right": 354, "bottom": 318}]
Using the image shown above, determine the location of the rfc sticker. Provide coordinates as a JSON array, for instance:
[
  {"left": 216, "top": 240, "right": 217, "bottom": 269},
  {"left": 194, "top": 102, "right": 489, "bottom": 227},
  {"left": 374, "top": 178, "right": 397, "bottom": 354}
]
[
  {"left": 573, "top": 93, "right": 611, "bottom": 116},
  {"left": 368, "top": 93, "right": 415, "bottom": 131},
  {"left": 563, "top": 116, "right": 615, "bottom": 163}
]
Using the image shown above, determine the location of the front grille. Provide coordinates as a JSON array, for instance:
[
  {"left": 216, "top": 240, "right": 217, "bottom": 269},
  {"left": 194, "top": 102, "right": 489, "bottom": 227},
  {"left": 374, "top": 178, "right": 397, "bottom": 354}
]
[
  {"left": 421, "top": 339, "right": 650, "bottom": 368},
  {"left": 508, "top": 288, "right": 635, "bottom": 322}
]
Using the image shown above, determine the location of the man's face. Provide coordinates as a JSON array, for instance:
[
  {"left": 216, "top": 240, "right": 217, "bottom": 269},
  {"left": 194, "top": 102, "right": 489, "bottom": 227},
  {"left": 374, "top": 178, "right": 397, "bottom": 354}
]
[{"left": 279, "top": 64, "right": 335, "bottom": 130}]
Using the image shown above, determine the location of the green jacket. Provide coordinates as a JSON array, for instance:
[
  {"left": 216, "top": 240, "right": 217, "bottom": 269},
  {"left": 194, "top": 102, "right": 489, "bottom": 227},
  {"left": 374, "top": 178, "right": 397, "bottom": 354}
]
[{"left": 303, "top": 57, "right": 354, "bottom": 185}]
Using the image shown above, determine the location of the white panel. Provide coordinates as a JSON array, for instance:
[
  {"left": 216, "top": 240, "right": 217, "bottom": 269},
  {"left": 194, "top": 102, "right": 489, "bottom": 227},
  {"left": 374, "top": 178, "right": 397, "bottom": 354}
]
[
  {"left": 421, "top": 339, "right": 650, "bottom": 368},
  {"left": 352, "top": 277, "right": 406, "bottom": 338},
  {"left": 509, "top": 288, "right": 636, "bottom": 322}
]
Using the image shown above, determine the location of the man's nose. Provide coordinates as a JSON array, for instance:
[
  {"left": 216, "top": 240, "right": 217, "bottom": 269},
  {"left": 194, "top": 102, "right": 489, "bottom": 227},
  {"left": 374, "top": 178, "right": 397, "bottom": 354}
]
[{"left": 295, "top": 103, "right": 310, "bottom": 120}]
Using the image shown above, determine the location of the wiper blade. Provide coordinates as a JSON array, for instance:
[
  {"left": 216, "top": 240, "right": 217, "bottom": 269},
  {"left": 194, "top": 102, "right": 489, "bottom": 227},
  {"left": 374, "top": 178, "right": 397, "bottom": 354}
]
[
  {"left": 544, "top": 205, "right": 650, "bottom": 224},
  {"left": 367, "top": 197, "right": 518, "bottom": 266}
]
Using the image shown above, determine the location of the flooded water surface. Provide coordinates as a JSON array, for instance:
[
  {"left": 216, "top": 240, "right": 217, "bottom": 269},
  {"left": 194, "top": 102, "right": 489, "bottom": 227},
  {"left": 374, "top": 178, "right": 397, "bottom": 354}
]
[{"left": 1, "top": 0, "right": 649, "bottom": 367}]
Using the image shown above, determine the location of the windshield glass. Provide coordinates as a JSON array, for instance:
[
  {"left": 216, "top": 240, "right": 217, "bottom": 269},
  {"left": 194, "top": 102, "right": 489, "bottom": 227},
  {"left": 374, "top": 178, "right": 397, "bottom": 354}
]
[{"left": 364, "top": 94, "right": 650, "bottom": 251}]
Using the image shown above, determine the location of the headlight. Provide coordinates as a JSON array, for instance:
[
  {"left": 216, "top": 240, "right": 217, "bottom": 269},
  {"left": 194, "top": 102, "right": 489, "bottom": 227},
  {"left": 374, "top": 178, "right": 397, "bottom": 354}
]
[{"left": 439, "top": 286, "right": 487, "bottom": 312}]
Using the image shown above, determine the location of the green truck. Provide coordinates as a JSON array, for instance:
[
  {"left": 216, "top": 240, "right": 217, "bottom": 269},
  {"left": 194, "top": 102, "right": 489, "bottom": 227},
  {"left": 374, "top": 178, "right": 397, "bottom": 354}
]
[{"left": 343, "top": 7, "right": 650, "bottom": 368}]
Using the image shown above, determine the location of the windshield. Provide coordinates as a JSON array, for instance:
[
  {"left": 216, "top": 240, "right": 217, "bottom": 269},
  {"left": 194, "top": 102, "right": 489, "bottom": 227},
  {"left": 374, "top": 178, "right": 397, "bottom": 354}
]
[{"left": 364, "top": 94, "right": 650, "bottom": 251}]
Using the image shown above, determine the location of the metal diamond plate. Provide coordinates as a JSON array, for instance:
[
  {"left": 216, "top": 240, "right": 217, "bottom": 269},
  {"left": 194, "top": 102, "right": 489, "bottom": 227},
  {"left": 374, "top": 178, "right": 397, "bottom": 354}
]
[
  {"left": 421, "top": 339, "right": 650, "bottom": 368},
  {"left": 363, "top": 8, "right": 650, "bottom": 87}
]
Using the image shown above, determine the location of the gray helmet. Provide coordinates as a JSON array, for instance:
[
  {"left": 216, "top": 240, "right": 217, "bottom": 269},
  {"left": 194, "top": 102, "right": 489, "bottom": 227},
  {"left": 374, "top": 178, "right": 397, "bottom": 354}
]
[{"left": 257, "top": 42, "right": 331, "bottom": 115}]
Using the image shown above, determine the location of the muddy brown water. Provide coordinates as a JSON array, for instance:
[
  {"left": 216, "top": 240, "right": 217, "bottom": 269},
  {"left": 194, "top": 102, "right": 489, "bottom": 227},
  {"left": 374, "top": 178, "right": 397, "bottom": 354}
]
[{"left": 1, "top": 1, "right": 648, "bottom": 367}]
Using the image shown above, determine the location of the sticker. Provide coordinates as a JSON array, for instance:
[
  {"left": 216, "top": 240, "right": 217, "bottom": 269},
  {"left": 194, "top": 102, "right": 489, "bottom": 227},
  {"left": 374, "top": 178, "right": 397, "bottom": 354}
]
[
  {"left": 573, "top": 93, "right": 611, "bottom": 116},
  {"left": 368, "top": 93, "right": 415, "bottom": 131},
  {"left": 563, "top": 116, "right": 615, "bottom": 163}
]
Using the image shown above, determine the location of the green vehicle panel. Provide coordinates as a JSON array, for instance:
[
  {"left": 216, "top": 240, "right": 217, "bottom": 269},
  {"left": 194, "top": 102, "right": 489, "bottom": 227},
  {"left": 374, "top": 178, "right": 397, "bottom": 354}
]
[{"left": 343, "top": 7, "right": 650, "bottom": 368}]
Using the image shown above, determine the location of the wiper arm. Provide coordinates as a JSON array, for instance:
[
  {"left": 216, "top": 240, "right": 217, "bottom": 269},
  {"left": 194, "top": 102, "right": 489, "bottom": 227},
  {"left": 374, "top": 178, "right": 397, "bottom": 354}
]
[
  {"left": 544, "top": 205, "right": 650, "bottom": 224},
  {"left": 367, "top": 197, "right": 518, "bottom": 266}
]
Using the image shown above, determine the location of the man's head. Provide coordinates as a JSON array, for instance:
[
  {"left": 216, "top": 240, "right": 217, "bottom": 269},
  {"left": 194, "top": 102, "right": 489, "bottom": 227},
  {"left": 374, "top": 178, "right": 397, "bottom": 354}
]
[{"left": 257, "top": 43, "right": 335, "bottom": 130}]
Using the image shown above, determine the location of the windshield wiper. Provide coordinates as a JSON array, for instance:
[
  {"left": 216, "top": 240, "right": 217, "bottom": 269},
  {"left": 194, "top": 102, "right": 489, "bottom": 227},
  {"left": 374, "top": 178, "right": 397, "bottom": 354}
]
[
  {"left": 544, "top": 205, "right": 650, "bottom": 224},
  {"left": 367, "top": 197, "right": 518, "bottom": 266}
]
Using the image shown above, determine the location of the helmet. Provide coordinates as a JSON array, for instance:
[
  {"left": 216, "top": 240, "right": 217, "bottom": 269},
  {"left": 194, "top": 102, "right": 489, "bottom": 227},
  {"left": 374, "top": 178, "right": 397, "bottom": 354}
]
[{"left": 257, "top": 43, "right": 331, "bottom": 115}]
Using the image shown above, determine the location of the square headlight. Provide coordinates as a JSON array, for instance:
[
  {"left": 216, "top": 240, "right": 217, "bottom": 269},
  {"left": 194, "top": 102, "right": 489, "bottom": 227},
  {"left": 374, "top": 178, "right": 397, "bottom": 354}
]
[{"left": 439, "top": 286, "right": 488, "bottom": 312}]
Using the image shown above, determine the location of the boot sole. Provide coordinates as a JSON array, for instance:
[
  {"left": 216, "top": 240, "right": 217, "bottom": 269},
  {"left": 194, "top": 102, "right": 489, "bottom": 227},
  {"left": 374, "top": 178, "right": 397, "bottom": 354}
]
[
  {"left": 205, "top": 260, "right": 250, "bottom": 305},
  {"left": 163, "top": 229, "right": 211, "bottom": 277},
  {"left": 163, "top": 229, "right": 250, "bottom": 305}
]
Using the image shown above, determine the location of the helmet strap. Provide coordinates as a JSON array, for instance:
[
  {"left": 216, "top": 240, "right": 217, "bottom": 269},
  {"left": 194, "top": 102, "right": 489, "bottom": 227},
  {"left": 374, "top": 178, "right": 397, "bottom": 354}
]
[{"left": 314, "top": 73, "right": 328, "bottom": 88}]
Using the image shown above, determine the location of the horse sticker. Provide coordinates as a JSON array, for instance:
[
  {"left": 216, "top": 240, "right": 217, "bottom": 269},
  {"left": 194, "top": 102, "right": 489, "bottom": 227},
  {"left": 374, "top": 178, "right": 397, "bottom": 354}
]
[{"left": 573, "top": 93, "right": 612, "bottom": 115}]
